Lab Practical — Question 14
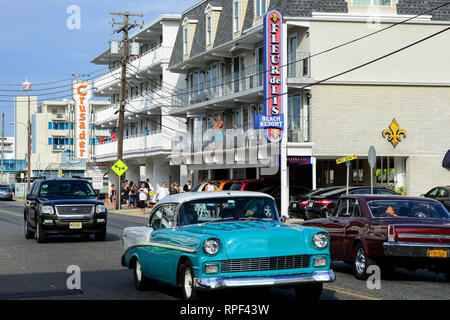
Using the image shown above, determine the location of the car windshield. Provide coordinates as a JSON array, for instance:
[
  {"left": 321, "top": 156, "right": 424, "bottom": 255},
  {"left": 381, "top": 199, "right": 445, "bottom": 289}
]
[
  {"left": 39, "top": 180, "right": 96, "bottom": 199},
  {"left": 178, "top": 197, "right": 279, "bottom": 226},
  {"left": 368, "top": 200, "right": 450, "bottom": 219}
]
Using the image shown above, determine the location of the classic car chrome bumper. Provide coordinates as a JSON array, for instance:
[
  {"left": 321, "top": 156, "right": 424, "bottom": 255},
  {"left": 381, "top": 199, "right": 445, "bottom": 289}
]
[
  {"left": 383, "top": 242, "right": 450, "bottom": 257},
  {"left": 194, "top": 270, "right": 335, "bottom": 290}
]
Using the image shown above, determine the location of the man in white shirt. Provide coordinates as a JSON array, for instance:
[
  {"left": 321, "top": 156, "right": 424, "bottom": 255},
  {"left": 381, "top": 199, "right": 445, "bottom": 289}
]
[
  {"left": 155, "top": 182, "right": 170, "bottom": 202},
  {"left": 137, "top": 183, "right": 149, "bottom": 215}
]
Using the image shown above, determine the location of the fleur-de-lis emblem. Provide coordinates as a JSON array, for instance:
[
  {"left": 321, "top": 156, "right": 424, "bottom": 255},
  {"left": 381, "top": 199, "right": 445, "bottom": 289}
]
[
  {"left": 271, "top": 13, "right": 280, "bottom": 23},
  {"left": 382, "top": 119, "right": 406, "bottom": 148}
]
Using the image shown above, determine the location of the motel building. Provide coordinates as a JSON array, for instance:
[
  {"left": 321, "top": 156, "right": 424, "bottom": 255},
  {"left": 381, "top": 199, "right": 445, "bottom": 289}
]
[
  {"left": 14, "top": 91, "right": 111, "bottom": 179},
  {"left": 90, "top": 14, "right": 187, "bottom": 191},
  {"left": 166, "top": 0, "right": 450, "bottom": 214}
]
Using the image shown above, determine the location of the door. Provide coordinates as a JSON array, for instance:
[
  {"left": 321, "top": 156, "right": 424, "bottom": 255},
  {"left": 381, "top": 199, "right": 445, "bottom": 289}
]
[
  {"left": 233, "top": 57, "right": 240, "bottom": 93},
  {"left": 343, "top": 200, "right": 364, "bottom": 261},
  {"left": 326, "top": 198, "right": 356, "bottom": 260},
  {"left": 27, "top": 182, "right": 39, "bottom": 227}
]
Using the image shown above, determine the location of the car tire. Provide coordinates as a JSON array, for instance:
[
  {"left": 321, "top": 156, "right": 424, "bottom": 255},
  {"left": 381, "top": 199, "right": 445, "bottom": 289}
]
[
  {"left": 294, "top": 283, "right": 323, "bottom": 300},
  {"left": 133, "top": 258, "right": 151, "bottom": 291},
  {"left": 94, "top": 230, "right": 106, "bottom": 241},
  {"left": 24, "top": 217, "right": 35, "bottom": 239},
  {"left": 180, "top": 261, "right": 200, "bottom": 300},
  {"left": 36, "top": 221, "right": 47, "bottom": 243},
  {"left": 353, "top": 243, "right": 375, "bottom": 280}
]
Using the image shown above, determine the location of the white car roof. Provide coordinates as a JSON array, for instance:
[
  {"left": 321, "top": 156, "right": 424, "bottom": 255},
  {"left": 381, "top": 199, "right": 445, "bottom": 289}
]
[{"left": 157, "top": 191, "right": 274, "bottom": 205}]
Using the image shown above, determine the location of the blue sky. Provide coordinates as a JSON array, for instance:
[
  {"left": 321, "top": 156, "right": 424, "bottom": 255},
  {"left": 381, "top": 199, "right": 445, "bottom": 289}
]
[{"left": 0, "top": 0, "right": 199, "bottom": 135}]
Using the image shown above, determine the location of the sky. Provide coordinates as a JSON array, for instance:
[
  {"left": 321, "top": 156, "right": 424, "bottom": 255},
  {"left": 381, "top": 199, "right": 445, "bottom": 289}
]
[{"left": 0, "top": 0, "right": 199, "bottom": 136}]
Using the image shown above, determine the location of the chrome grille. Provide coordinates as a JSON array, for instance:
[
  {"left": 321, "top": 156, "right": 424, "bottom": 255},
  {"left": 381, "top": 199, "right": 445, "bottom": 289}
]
[
  {"left": 56, "top": 205, "right": 94, "bottom": 215},
  {"left": 221, "top": 255, "right": 311, "bottom": 273},
  {"left": 56, "top": 205, "right": 94, "bottom": 223}
]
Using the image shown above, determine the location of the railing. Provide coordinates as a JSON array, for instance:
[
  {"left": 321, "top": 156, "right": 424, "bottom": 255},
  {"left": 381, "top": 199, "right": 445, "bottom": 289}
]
[
  {"left": 171, "top": 64, "right": 264, "bottom": 108},
  {"left": 287, "top": 52, "right": 311, "bottom": 78},
  {"left": 95, "top": 45, "right": 172, "bottom": 91}
]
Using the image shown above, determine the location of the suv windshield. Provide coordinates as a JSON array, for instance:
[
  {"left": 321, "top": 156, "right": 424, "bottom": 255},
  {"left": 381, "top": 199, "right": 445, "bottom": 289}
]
[
  {"left": 368, "top": 200, "right": 450, "bottom": 219},
  {"left": 39, "top": 180, "right": 96, "bottom": 199},
  {"left": 178, "top": 197, "right": 279, "bottom": 226}
]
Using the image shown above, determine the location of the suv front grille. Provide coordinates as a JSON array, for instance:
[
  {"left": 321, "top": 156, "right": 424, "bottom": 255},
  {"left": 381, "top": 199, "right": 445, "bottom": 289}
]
[
  {"left": 55, "top": 205, "right": 94, "bottom": 223},
  {"left": 221, "top": 255, "right": 311, "bottom": 273}
]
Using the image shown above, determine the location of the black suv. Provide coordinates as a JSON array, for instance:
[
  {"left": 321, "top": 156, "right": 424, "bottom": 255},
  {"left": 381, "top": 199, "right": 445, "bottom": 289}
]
[{"left": 24, "top": 179, "right": 107, "bottom": 243}]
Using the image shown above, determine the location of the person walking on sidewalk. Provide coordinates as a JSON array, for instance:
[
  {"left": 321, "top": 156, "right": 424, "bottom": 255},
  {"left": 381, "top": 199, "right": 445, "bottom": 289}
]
[
  {"left": 138, "top": 183, "right": 149, "bottom": 215},
  {"left": 155, "top": 182, "right": 169, "bottom": 202},
  {"left": 129, "top": 181, "right": 137, "bottom": 208},
  {"left": 109, "top": 184, "right": 116, "bottom": 205}
]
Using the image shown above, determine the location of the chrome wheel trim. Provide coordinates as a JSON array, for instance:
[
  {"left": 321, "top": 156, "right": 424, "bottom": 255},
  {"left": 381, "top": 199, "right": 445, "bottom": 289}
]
[
  {"left": 355, "top": 248, "right": 366, "bottom": 275},
  {"left": 135, "top": 261, "right": 142, "bottom": 282},
  {"left": 184, "top": 268, "right": 193, "bottom": 299}
]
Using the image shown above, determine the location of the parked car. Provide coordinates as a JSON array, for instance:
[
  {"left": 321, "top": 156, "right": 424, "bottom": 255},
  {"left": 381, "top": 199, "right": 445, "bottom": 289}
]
[
  {"left": 422, "top": 186, "right": 450, "bottom": 211},
  {"left": 216, "top": 180, "right": 239, "bottom": 191},
  {"left": 259, "top": 185, "right": 311, "bottom": 212},
  {"left": 229, "top": 179, "right": 266, "bottom": 191},
  {"left": 121, "top": 191, "right": 335, "bottom": 300},
  {"left": 304, "top": 186, "right": 400, "bottom": 220},
  {"left": 0, "top": 186, "right": 14, "bottom": 201},
  {"left": 301, "top": 195, "right": 450, "bottom": 280},
  {"left": 190, "top": 181, "right": 208, "bottom": 192},
  {"left": 24, "top": 179, "right": 108, "bottom": 243},
  {"left": 289, "top": 187, "right": 343, "bottom": 219}
]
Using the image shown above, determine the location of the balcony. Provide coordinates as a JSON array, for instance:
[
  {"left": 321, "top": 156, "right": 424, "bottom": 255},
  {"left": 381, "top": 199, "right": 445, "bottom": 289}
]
[
  {"left": 50, "top": 129, "right": 69, "bottom": 137},
  {"left": 51, "top": 113, "right": 68, "bottom": 121},
  {"left": 171, "top": 64, "right": 264, "bottom": 114},
  {"left": 94, "top": 45, "right": 173, "bottom": 93},
  {"left": 92, "top": 130, "right": 171, "bottom": 162}
]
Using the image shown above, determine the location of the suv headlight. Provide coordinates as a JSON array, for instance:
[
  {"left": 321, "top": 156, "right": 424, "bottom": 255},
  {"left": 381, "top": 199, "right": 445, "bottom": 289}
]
[
  {"left": 96, "top": 205, "right": 106, "bottom": 214},
  {"left": 203, "top": 238, "right": 220, "bottom": 255},
  {"left": 312, "top": 232, "right": 329, "bottom": 249},
  {"left": 40, "top": 205, "right": 55, "bottom": 215}
]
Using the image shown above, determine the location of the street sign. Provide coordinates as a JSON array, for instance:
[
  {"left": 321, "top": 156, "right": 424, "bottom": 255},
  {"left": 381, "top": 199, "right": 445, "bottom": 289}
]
[
  {"left": 336, "top": 154, "right": 357, "bottom": 164},
  {"left": 368, "top": 146, "right": 376, "bottom": 168},
  {"left": 111, "top": 159, "right": 128, "bottom": 177}
]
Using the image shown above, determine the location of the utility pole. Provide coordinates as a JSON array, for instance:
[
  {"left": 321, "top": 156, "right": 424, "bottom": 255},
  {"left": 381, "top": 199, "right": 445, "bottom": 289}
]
[
  {"left": 109, "top": 11, "right": 143, "bottom": 210},
  {"left": 22, "top": 80, "right": 32, "bottom": 193}
]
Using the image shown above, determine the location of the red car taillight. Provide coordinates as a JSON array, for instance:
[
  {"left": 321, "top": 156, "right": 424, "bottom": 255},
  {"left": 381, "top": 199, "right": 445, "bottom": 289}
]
[
  {"left": 299, "top": 200, "right": 309, "bottom": 206},
  {"left": 388, "top": 225, "right": 395, "bottom": 242},
  {"left": 314, "top": 200, "right": 333, "bottom": 206}
]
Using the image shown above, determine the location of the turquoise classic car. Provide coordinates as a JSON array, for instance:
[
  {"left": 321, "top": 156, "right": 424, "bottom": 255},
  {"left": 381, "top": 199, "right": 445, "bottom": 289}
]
[{"left": 121, "top": 191, "right": 335, "bottom": 300}]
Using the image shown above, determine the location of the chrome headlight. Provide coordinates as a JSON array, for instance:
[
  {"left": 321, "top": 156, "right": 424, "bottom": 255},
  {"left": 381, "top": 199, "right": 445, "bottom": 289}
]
[
  {"left": 96, "top": 205, "right": 107, "bottom": 214},
  {"left": 312, "top": 232, "right": 329, "bottom": 249},
  {"left": 203, "top": 238, "right": 220, "bottom": 255},
  {"left": 40, "top": 205, "right": 55, "bottom": 215}
]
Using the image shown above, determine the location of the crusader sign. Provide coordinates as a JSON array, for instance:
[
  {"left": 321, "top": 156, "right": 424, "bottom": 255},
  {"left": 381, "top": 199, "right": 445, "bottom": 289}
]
[{"left": 263, "top": 10, "right": 283, "bottom": 143}]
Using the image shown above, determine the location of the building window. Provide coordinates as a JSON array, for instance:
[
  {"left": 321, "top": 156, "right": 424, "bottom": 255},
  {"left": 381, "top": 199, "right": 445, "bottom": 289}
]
[
  {"left": 255, "top": 0, "right": 267, "bottom": 17},
  {"left": 183, "top": 27, "right": 189, "bottom": 55},
  {"left": 233, "top": 1, "right": 240, "bottom": 33},
  {"left": 206, "top": 16, "right": 212, "bottom": 45}
]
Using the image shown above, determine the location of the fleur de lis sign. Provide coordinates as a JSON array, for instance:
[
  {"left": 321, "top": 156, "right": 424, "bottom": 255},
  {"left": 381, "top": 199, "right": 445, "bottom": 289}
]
[
  {"left": 382, "top": 119, "right": 406, "bottom": 148},
  {"left": 271, "top": 13, "right": 280, "bottom": 23}
]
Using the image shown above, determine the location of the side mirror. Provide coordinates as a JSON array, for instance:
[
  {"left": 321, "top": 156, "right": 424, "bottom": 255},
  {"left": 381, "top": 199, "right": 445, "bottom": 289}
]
[
  {"left": 98, "top": 193, "right": 106, "bottom": 200},
  {"left": 26, "top": 194, "right": 36, "bottom": 201},
  {"left": 420, "top": 194, "right": 425, "bottom": 198},
  {"left": 280, "top": 216, "right": 287, "bottom": 223}
]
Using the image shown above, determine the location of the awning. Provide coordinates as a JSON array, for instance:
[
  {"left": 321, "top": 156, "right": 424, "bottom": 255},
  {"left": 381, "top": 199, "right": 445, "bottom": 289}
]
[{"left": 443, "top": 149, "right": 450, "bottom": 168}]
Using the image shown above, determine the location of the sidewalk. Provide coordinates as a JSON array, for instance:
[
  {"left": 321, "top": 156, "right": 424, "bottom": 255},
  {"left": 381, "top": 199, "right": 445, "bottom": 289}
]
[{"left": 106, "top": 204, "right": 151, "bottom": 218}]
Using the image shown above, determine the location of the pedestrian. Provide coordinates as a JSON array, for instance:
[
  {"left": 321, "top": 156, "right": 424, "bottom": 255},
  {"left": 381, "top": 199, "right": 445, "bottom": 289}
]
[
  {"left": 206, "top": 180, "right": 215, "bottom": 192},
  {"left": 138, "top": 183, "right": 149, "bottom": 215},
  {"left": 170, "top": 182, "right": 180, "bottom": 195},
  {"left": 144, "top": 178, "right": 151, "bottom": 206},
  {"left": 129, "top": 181, "right": 137, "bottom": 208},
  {"left": 182, "top": 180, "right": 192, "bottom": 193},
  {"left": 155, "top": 182, "right": 170, "bottom": 202},
  {"left": 122, "top": 181, "right": 130, "bottom": 207},
  {"left": 109, "top": 184, "right": 116, "bottom": 205}
]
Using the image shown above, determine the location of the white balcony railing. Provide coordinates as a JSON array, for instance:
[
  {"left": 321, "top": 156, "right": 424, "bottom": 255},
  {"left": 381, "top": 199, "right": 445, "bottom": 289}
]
[
  {"left": 94, "top": 45, "right": 173, "bottom": 92},
  {"left": 93, "top": 130, "right": 170, "bottom": 160}
]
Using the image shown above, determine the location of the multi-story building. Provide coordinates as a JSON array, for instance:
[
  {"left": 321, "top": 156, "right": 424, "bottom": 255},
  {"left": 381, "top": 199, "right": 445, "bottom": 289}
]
[
  {"left": 167, "top": 0, "right": 450, "bottom": 211},
  {"left": 14, "top": 97, "right": 111, "bottom": 178},
  {"left": 90, "top": 14, "right": 186, "bottom": 190}
]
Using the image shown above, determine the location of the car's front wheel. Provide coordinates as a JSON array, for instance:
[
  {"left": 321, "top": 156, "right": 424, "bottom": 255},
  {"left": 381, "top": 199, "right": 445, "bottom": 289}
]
[
  {"left": 36, "top": 221, "right": 47, "bottom": 243},
  {"left": 133, "top": 259, "right": 151, "bottom": 290},
  {"left": 354, "top": 243, "right": 375, "bottom": 280},
  {"left": 24, "top": 217, "right": 35, "bottom": 239},
  {"left": 294, "top": 283, "right": 323, "bottom": 300},
  {"left": 180, "top": 261, "right": 200, "bottom": 300}
]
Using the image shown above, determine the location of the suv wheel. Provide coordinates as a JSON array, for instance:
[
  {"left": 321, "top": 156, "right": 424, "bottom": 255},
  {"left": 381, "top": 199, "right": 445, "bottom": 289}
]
[
  {"left": 36, "top": 221, "right": 47, "bottom": 243},
  {"left": 24, "top": 217, "right": 35, "bottom": 239}
]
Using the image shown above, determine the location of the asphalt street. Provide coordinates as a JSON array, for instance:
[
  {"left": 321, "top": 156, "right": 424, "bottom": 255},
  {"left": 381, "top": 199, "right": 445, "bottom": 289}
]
[{"left": 0, "top": 200, "right": 449, "bottom": 301}]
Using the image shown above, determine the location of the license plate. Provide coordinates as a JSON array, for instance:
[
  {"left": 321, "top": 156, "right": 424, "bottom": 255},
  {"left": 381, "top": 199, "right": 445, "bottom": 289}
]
[
  {"left": 292, "top": 203, "right": 297, "bottom": 208},
  {"left": 428, "top": 249, "right": 448, "bottom": 258},
  {"left": 69, "top": 222, "right": 82, "bottom": 229},
  {"left": 308, "top": 201, "right": 314, "bottom": 208}
]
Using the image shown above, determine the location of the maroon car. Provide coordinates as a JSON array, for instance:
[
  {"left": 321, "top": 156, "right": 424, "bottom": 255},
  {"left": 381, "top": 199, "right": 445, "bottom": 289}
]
[{"left": 301, "top": 195, "right": 450, "bottom": 280}]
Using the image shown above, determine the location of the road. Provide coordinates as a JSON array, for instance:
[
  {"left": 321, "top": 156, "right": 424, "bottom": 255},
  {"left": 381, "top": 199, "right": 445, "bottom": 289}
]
[{"left": 0, "top": 200, "right": 448, "bottom": 301}]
